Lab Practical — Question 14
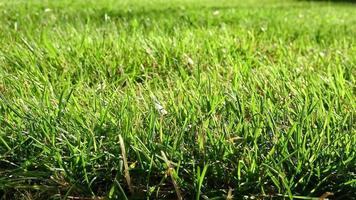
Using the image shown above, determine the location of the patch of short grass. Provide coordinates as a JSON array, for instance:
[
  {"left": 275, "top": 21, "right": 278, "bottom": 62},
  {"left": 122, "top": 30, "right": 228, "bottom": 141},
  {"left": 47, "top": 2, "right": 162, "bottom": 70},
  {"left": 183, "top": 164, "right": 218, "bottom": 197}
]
[{"left": 0, "top": 0, "right": 355, "bottom": 199}]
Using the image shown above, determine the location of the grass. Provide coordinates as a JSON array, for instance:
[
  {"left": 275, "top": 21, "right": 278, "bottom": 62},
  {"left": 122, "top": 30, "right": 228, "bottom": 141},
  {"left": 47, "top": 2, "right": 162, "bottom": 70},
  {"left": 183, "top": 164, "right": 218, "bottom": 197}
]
[{"left": 0, "top": 0, "right": 355, "bottom": 199}]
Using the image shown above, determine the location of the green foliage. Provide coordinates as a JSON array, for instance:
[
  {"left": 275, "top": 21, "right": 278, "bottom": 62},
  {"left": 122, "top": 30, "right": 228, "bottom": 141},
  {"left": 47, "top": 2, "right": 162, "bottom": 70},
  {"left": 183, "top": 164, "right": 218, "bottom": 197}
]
[{"left": 0, "top": 0, "right": 355, "bottom": 199}]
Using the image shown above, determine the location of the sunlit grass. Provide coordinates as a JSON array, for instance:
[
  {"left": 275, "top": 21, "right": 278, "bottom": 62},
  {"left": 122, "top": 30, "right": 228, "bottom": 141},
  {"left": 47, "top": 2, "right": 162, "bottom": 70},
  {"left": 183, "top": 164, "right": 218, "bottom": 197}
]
[{"left": 0, "top": 0, "right": 355, "bottom": 199}]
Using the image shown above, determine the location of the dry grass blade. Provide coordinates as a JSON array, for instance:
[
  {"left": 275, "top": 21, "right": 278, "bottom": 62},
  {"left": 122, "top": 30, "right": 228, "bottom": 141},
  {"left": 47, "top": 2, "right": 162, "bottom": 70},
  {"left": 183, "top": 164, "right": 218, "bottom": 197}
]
[
  {"left": 161, "top": 151, "right": 183, "bottom": 200},
  {"left": 119, "top": 135, "right": 134, "bottom": 194},
  {"left": 226, "top": 187, "right": 233, "bottom": 200},
  {"left": 319, "top": 192, "right": 334, "bottom": 200}
]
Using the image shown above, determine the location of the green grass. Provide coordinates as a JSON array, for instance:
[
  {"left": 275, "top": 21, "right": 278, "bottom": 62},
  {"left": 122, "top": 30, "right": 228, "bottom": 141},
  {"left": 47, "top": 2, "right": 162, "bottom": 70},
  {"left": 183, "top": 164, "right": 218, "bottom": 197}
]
[{"left": 0, "top": 0, "right": 355, "bottom": 199}]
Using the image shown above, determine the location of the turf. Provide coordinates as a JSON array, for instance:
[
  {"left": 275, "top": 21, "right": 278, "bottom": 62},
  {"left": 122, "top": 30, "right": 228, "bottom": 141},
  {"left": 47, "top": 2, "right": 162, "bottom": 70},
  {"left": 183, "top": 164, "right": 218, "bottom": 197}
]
[{"left": 0, "top": 0, "right": 355, "bottom": 199}]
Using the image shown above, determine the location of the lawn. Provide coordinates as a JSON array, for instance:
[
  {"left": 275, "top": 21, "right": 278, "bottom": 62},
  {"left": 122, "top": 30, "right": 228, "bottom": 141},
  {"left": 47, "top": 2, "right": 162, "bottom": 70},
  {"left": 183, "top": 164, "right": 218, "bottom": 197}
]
[{"left": 0, "top": 0, "right": 355, "bottom": 199}]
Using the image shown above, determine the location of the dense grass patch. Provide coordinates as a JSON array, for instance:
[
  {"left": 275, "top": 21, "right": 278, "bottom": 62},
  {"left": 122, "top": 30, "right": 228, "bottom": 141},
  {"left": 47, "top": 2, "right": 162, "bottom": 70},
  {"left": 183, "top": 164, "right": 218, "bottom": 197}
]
[{"left": 0, "top": 0, "right": 355, "bottom": 199}]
